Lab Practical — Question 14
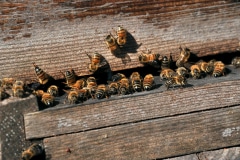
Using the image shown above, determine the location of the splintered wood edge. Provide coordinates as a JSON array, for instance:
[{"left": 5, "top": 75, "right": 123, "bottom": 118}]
[
  {"left": 43, "top": 105, "right": 240, "bottom": 160},
  {"left": 24, "top": 80, "right": 240, "bottom": 140}
]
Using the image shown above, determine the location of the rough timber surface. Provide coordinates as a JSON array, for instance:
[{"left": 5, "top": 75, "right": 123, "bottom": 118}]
[
  {"left": 0, "top": 1, "right": 240, "bottom": 80},
  {"left": 43, "top": 105, "right": 240, "bottom": 160},
  {"left": 24, "top": 65, "right": 240, "bottom": 140},
  {"left": 0, "top": 95, "right": 40, "bottom": 160}
]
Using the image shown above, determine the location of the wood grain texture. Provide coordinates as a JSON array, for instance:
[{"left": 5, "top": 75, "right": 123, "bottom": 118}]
[
  {"left": 0, "top": 1, "right": 240, "bottom": 80},
  {"left": 197, "top": 147, "right": 240, "bottom": 160},
  {"left": 24, "top": 79, "right": 240, "bottom": 139},
  {"left": 43, "top": 105, "right": 240, "bottom": 160}
]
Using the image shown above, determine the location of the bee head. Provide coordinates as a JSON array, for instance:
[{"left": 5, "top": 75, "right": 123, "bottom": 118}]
[
  {"left": 162, "top": 56, "right": 168, "bottom": 61},
  {"left": 22, "top": 153, "right": 31, "bottom": 160},
  {"left": 144, "top": 86, "right": 151, "bottom": 91},
  {"left": 134, "top": 86, "right": 142, "bottom": 92},
  {"left": 96, "top": 93, "right": 104, "bottom": 99},
  {"left": 65, "top": 71, "right": 72, "bottom": 76}
]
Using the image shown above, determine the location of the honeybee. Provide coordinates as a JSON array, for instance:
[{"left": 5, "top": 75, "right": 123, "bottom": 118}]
[
  {"left": 118, "top": 77, "right": 131, "bottom": 95},
  {"left": 60, "top": 69, "right": 77, "bottom": 87},
  {"left": 232, "top": 57, "right": 240, "bottom": 68},
  {"left": 0, "top": 77, "right": 15, "bottom": 89},
  {"left": 0, "top": 87, "right": 9, "bottom": 101},
  {"left": 86, "top": 77, "right": 97, "bottom": 98},
  {"left": 190, "top": 64, "right": 201, "bottom": 79},
  {"left": 12, "top": 80, "right": 25, "bottom": 98},
  {"left": 95, "top": 84, "right": 109, "bottom": 99},
  {"left": 130, "top": 72, "right": 143, "bottom": 92},
  {"left": 32, "top": 90, "right": 45, "bottom": 97},
  {"left": 138, "top": 49, "right": 161, "bottom": 68},
  {"left": 41, "top": 92, "right": 54, "bottom": 107},
  {"left": 105, "top": 34, "right": 121, "bottom": 55},
  {"left": 205, "top": 59, "right": 216, "bottom": 74},
  {"left": 32, "top": 62, "right": 54, "bottom": 85},
  {"left": 108, "top": 81, "right": 119, "bottom": 95},
  {"left": 213, "top": 61, "right": 225, "bottom": 77},
  {"left": 143, "top": 74, "right": 155, "bottom": 91},
  {"left": 71, "top": 78, "right": 87, "bottom": 90},
  {"left": 196, "top": 61, "right": 209, "bottom": 73},
  {"left": 112, "top": 73, "right": 126, "bottom": 82},
  {"left": 47, "top": 85, "right": 59, "bottom": 97},
  {"left": 21, "top": 143, "right": 43, "bottom": 160},
  {"left": 176, "top": 46, "right": 191, "bottom": 67},
  {"left": 161, "top": 54, "right": 173, "bottom": 69},
  {"left": 64, "top": 89, "right": 80, "bottom": 104},
  {"left": 165, "top": 75, "right": 187, "bottom": 90},
  {"left": 78, "top": 88, "right": 90, "bottom": 103},
  {"left": 160, "top": 68, "right": 177, "bottom": 80},
  {"left": 87, "top": 52, "right": 109, "bottom": 73},
  {"left": 116, "top": 26, "right": 127, "bottom": 46},
  {"left": 176, "top": 67, "right": 189, "bottom": 77}
]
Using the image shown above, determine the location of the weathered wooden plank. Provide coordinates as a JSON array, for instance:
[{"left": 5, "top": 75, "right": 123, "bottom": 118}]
[
  {"left": 164, "top": 154, "right": 199, "bottom": 160},
  {"left": 197, "top": 147, "right": 240, "bottom": 160},
  {"left": 43, "top": 105, "right": 240, "bottom": 160},
  {"left": 24, "top": 78, "right": 240, "bottom": 140},
  {"left": 0, "top": 1, "right": 239, "bottom": 80},
  {"left": 0, "top": 95, "right": 39, "bottom": 160}
]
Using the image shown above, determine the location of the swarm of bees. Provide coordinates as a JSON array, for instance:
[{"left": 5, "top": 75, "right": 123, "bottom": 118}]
[{"left": 0, "top": 25, "right": 239, "bottom": 108}]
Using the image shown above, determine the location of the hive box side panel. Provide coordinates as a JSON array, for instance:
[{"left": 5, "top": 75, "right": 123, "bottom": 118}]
[
  {"left": 24, "top": 80, "right": 240, "bottom": 139},
  {"left": 43, "top": 105, "right": 240, "bottom": 160}
]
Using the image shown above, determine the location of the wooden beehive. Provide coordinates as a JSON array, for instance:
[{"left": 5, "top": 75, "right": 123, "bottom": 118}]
[{"left": 0, "top": 0, "right": 240, "bottom": 160}]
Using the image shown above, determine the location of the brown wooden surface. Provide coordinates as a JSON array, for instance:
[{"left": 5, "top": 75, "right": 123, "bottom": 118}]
[
  {"left": 0, "top": 95, "right": 40, "bottom": 160},
  {"left": 24, "top": 77, "right": 240, "bottom": 140},
  {"left": 43, "top": 105, "right": 240, "bottom": 160},
  {"left": 197, "top": 147, "right": 240, "bottom": 160},
  {"left": 0, "top": 1, "right": 240, "bottom": 80}
]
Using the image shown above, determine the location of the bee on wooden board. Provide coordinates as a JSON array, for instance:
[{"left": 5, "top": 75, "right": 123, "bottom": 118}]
[
  {"left": 78, "top": 88, "right": 90, "bottom": 103},
  {"left": 196, "top": 61, "right": 209, "bottom": 74},
  {"left": 190, "top": 64, "right": 202, "bottom": 79},
  {"left": 86, "top": 76, "right": 98, "bottom": 99},
  {"left": 12, "top": 80, "right": 25, "bottom": 98},
  {"left": 0, "top": 87, "right": 9, "bottom": 101},
  {"left": 160, "top": 68, "right": 177, "bottom": 80},
  {"left": 176, "top": 46, "right": 191, "bottom": 67},
  {"left": 0, "top": 77, "right": 16, "bottom": 89},
  {"left": 115, "top": 26, "right": 127, "bottom": 46},
  {"left": 138, "top": 49, "right": 161, "bottom": 69},
  {"left": 21, "top": 143, "right": 43, "bottom": 160},
  {"left": 71, "top": 78, "right": 87, "bottom": 90},
  {"left": 107, "top": 81, "right": 119, "bottom": 95},
  {"left": 205, "top": 59, "right": 216, "bottom": 74},
  {"left": 87, "top": 52, "right": 109, "bottom": 73},
  {"left": 130, "top": 72, "right": 143, "bottom": 92},
  {"left": 47, "top": 85, "right": 59, "bottom": 97},
  {"left": 213, "top": 61, "right": 225, "bottom": 77},
  {"left": 60, "top": 69, "right": 77, "bottom": 88},
  {"left": 33, "top": 90, "right": 54, "bottom": 107},
  {"left": 176, "top": 67, "right": 189, "bottom": 78},
  {"left": 118, "top": 77, "right": 131, "bottom": 95},
  {"left": 105, "top": 34, "right": 121, "bottom": 55},
  {"left": 231, "top": 56, "right": 240, "bottom": 68},
  {"left": 32, "top": 62, "right": 54, "bottom": 85},
  {"left": 112, "top": 73, "right": 126, "bottom": 82},
  {"left": 165, "top": 75, "right": 187, "bottom": 90},
  {"left": 161, "top": 54, "right": 173, "bottom": 69},
  {"left": 64, "top": 89, "right": 80, "bottom": 104},
  {"left": 95, "top": 84, "right": 110, "bottom": 99},
  {"left": 143, "top": 74, "right": 155, "bottom": 91}
]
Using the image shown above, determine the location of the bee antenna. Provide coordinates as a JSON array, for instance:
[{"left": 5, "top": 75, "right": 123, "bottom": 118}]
[{"left": 32, "top": 62, "right": 37, "bottom": 67}]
